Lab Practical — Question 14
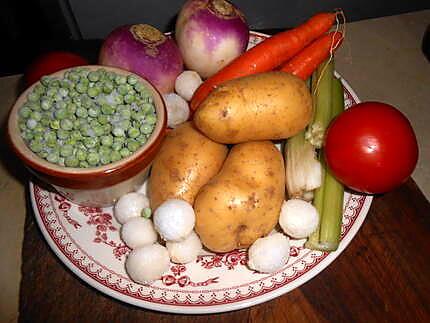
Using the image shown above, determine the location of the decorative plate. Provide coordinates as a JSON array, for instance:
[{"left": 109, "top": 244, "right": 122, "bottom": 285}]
[{"left": 30, "top": 32, "right": 372, "bottom": 314}]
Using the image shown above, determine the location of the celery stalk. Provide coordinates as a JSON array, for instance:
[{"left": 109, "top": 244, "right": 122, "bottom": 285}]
[
  {"left": 306, "top": 76, "right": 345, "bottom": 252},
  {"left": 305, "top": 60, "right": 334, "bottom": 148}
]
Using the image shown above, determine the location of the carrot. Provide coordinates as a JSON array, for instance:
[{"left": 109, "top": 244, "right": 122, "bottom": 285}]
[
  {"left": 279, "top": 31, "right": 344, "bottom": 80},
  {"left": 190, "top": 11, "right": 340, "bottom": 112}
]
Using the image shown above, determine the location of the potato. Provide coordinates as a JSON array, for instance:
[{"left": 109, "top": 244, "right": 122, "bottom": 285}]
[
  {"left": 193, "top": 71, "right": 312, "bottom": 144},
  {"left": 194, "top": 141, "right": 285, "bottom": 252},
  {"left": 149, "top": 122, "right": 228, "bottom": 210}
]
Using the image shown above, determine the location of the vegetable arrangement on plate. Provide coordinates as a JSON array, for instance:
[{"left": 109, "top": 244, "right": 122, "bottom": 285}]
[{"left": 27, "top": 0, "right": 416, "bottom": 284}]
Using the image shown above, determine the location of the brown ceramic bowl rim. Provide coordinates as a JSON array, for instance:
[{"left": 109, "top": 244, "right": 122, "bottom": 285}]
[{"left": 7, "top": 65, "right": 167, "bottom": 182}]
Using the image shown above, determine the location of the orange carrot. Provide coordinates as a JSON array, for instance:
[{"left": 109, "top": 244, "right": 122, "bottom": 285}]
[
  {"left": 190, "top": 11, "right": 340, "bottom": 112},
  {"left": 279, "top": 31, "right": 344, "bottom": 80}
]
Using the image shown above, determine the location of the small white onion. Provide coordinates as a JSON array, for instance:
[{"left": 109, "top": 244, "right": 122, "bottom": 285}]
[
  {"left": 125, "top": 243, "right": 170, "bottom": 283},
  {"left": 279, "top": 199, "right": 319, "bottom": 239},
  {"left": 120, "top": 217, "right": 158, "bottom": 249},
  {"left": 114, "top": 192, "right": 149, "bottom": 224},
  {"left": 248, "top": 232, "right": 290, "bottom": 273},
  {"left": 163, "top": 93, "right": 190, "bottom": 128},
  {"left": 174, "top": 70, "right": 202, "bottom": 101},
  {"left": 166, "top": 231, "right": 202, "bottom": 264},
  {"left": 153, "top": 199, "right": 195, "bottom": 242}
]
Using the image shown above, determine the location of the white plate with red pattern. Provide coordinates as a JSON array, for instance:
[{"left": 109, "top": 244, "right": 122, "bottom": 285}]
[{"left": 30, "top": 32, "right": 372, "bottom": 314}]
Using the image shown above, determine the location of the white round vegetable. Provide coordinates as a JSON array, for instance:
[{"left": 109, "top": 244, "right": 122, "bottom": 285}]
[
  {"left": 166, "top": 231, "right": 202, "bottom": 264},
  {"left": 163, "top": 93, "right": 190, "bottom": 128},
  {"left": 279, "top": 199, "right": 319, "bottom": 239},
  {"left": 174, "top": 70, "right": 203, "bottom": 101},
  {"left": 153, "top": 199, "right": 195, "bottom": 242},
  {"left": 120, "top": 217, "right": 158, "bottom": 249},
  {"left": 247, "top": 232, "right": 290, "bottom": 273},
  {"left": 125, "top": 243, "right": 170, "bottom": 283},
  {"left": 114, "top": 192, "right": 150, "bottom": 224}
]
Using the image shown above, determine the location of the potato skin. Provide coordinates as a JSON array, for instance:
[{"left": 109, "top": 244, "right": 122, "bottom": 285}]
[
  {"left": 149, "top": 122, "right": 228, "bottom": 210},
  {"left": 194, "top": 141, "right": 285, "bottom": 252},
  {"left": 193, "top": 71, "right": 312, "bottom": 144}
]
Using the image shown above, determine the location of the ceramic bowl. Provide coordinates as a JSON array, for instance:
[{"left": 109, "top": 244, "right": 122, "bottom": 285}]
[{"left": 7, "top": 65, "right": 167, "bottom": 207}]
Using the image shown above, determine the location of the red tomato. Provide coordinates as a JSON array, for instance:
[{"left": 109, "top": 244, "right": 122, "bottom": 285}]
[
  {"left": 25, "top": 51, "right": 89, "bottom": 86},
  {"left": 324, "top": 102, "right": 418, "bottom": 194}
]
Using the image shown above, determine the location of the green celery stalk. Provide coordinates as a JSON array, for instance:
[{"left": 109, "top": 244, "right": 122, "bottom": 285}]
[
  {"left": 305, "top": 60, "right": 334, "bottom": 148},
  {"left": 318, "top": 77, "right": 345, "bottom": 250},
  {"left": 306, "top": 76, "right": 345, "bottom": 251}
]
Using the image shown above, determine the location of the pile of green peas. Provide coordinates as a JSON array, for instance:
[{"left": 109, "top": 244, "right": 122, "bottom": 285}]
[{"left": 17, "top": 67, "right": 157, "bottom": 168}]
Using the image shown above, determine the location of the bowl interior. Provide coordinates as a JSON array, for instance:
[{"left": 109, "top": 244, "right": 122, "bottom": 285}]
[{"left": 8, "top": 65, "right": 167, "bottom": 176}]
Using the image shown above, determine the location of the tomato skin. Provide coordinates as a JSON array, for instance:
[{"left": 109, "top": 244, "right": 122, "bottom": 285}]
[
  {"left": 25, "top": 51, "right": 89, "bottom": 86},
  {"left": 324, "top": 102, "right": 418, "bottom": 194}
]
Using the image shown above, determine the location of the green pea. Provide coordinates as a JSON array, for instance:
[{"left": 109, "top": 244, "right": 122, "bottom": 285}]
[
  {"left": 65, "top": 156, "right": 79, "bottom": 167},
  {"left": 97, "top": 114, "right": 109, "bottom": 125},
  {"left": 101, "top": 104, "right": 114, "bottom": 115},
  {"left": 33, "top": 84, "right": 46, "bottom": 95},
  {"left": 88, "top": 71, "right": 100, "bottom": 82},
  {"left": 115, "top": 75, "right": 127, "bottom": 85},
  {"left": 119, "top": 119, "right": 131, "bottom": 130},
  {"left": 28, "top": 91, "right": 40, "bottom": 102},
  {"left": 102, "top": 123, "right": 112, "bottom": 134},
  {"left": 136, "top": 134, "right": 147, "bottom": 145},
  {"left": 46, "top": 87, "right": 58, "bottom": 98},
  {"left": 51, "top": 79, "right": 61, "bottom": 88},
  {"left": 140, "top": 123, "right": 153, "bottom": 135},
  {"left": 118, "top": 84, "right": 128, "bottom": 95},
  {"left": 127, "top": 75, "right": 138, "bottom": 85},
  {"left": 113, "top": 95, "right": 124, "bottom": 105},
  {"left": 40, "top": 118, "right": 50, "bottom": 127},
  {"left": 79, "top": 160, "right": 90, "bottom": 168},
  {"left": 55, "top": 108, "right": 67, "bottom": 120},
  {"left": 50, "top": 119, "right": 60, "bottom": 130},
  {"left": 67, "top": 103, "right": 77, "bottom": 115},
  {"left": 47, "top": 152, "right": 59, "bottom": 163},
  {"left": 131, "top": 111, "right": 145, "bottom": 122},
  {"left": 84, "top": 137, "right": 99, "bottom": 149},
  {"left": 120, "top": 147, "right": 131, "bottom": 158},
  {"left": 75, "top": 107, "right": 88, "bottom": 118},
  {"left": 101, "top": 134, "right": 113, "bottom": 146},
  {"left": 70, "top": 130, "right": 83, "bottom": 141},
  {"left": 29, "top": 140, "right": 43, "bottom": 153},
  {"left": 93, "top": 125, "right": 104, "bottom": 137},
  {"left": 124, "top": 94, "right": 135, "bottom": 104},
  {"left": 76, "top": 149, "right": 87, "bottom": 161},
  {"left": 112, "top": 127, "right": 125, "bottom": 137},
  {"left": 110, "top": 150, "right": 122, "bottom": 162},
  {"left": 76, "top": 82, "right": 87, "bottom": 94},
  {"left": 103, "top": 81, "right": 114, "bottom": 94},
  {"left": 58, "top": 88, "right": 68, "bottom": 98},
  {"left": 128, "top": 127, "right": 140, "bottom": 138},
  {"left": 57, "top": 129, "right": 70, "bottom": 140},
  {"left": 146, "top": 114, "right": 157, "bottom": 124},
  {"left": 119, "top": 105, "right": 131, "bottom": 119},
  {"left": 19, "top": 106, "right": 32, "bottom": 118},
  {"left": 111, "top": 141, "right": 123, "bottom": 152},
  {"left": 60, "top": 119, "right": 74, "bottom": 131},
  {"left": 142, "top": 207, "right": 152, "bottom": 219},
  {"left": 80, "top": 124, "right": 92, "bottom": 137},
  {"left": 100, "top": 154, "right": 111, "bottom": 165},
  {"left": 30, "top": 111, "right": 42, "bottom": 121},
  {"left": 87, "top": 87, "right": 100, "bottom": 98},
  {"left": 87, "top": 152, "right": 100, "bottom": 166},
  {"left": 41, "top": 76, "right": 52, "bottom": 86},
  {"left": 57, "top": 100, "right": 68, "bottom": 110},
  {"left": 59, "top": 144, "right": 73, "bottom": 157},
  {"left": 33, "top": 124, "right": 44, "bottom": 134},
  {"left": 44, "top": 131, "right": 57, "bottom": 142},
  {"left": 127, "top": 139, "right": 140, "bottom": 152}
]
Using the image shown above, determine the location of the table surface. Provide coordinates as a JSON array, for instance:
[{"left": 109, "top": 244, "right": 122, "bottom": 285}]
[{"left": 0, "top": 10, "right": 429, "bottom": 323}]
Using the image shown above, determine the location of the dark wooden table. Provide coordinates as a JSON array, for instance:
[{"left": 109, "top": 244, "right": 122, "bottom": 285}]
[{"left": 18, "top": 178, "right": 430, "bottom": 322}]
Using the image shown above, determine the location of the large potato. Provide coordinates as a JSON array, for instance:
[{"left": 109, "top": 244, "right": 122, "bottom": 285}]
[
  {"left": 194, "top": 141, "right": 285, "bottom": 252},
  {"left": 193, "top": 71, "right": 312, "bottom": 144},
  {"left": 149, "top": 122, "right": 228, "bottom": 210}
]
